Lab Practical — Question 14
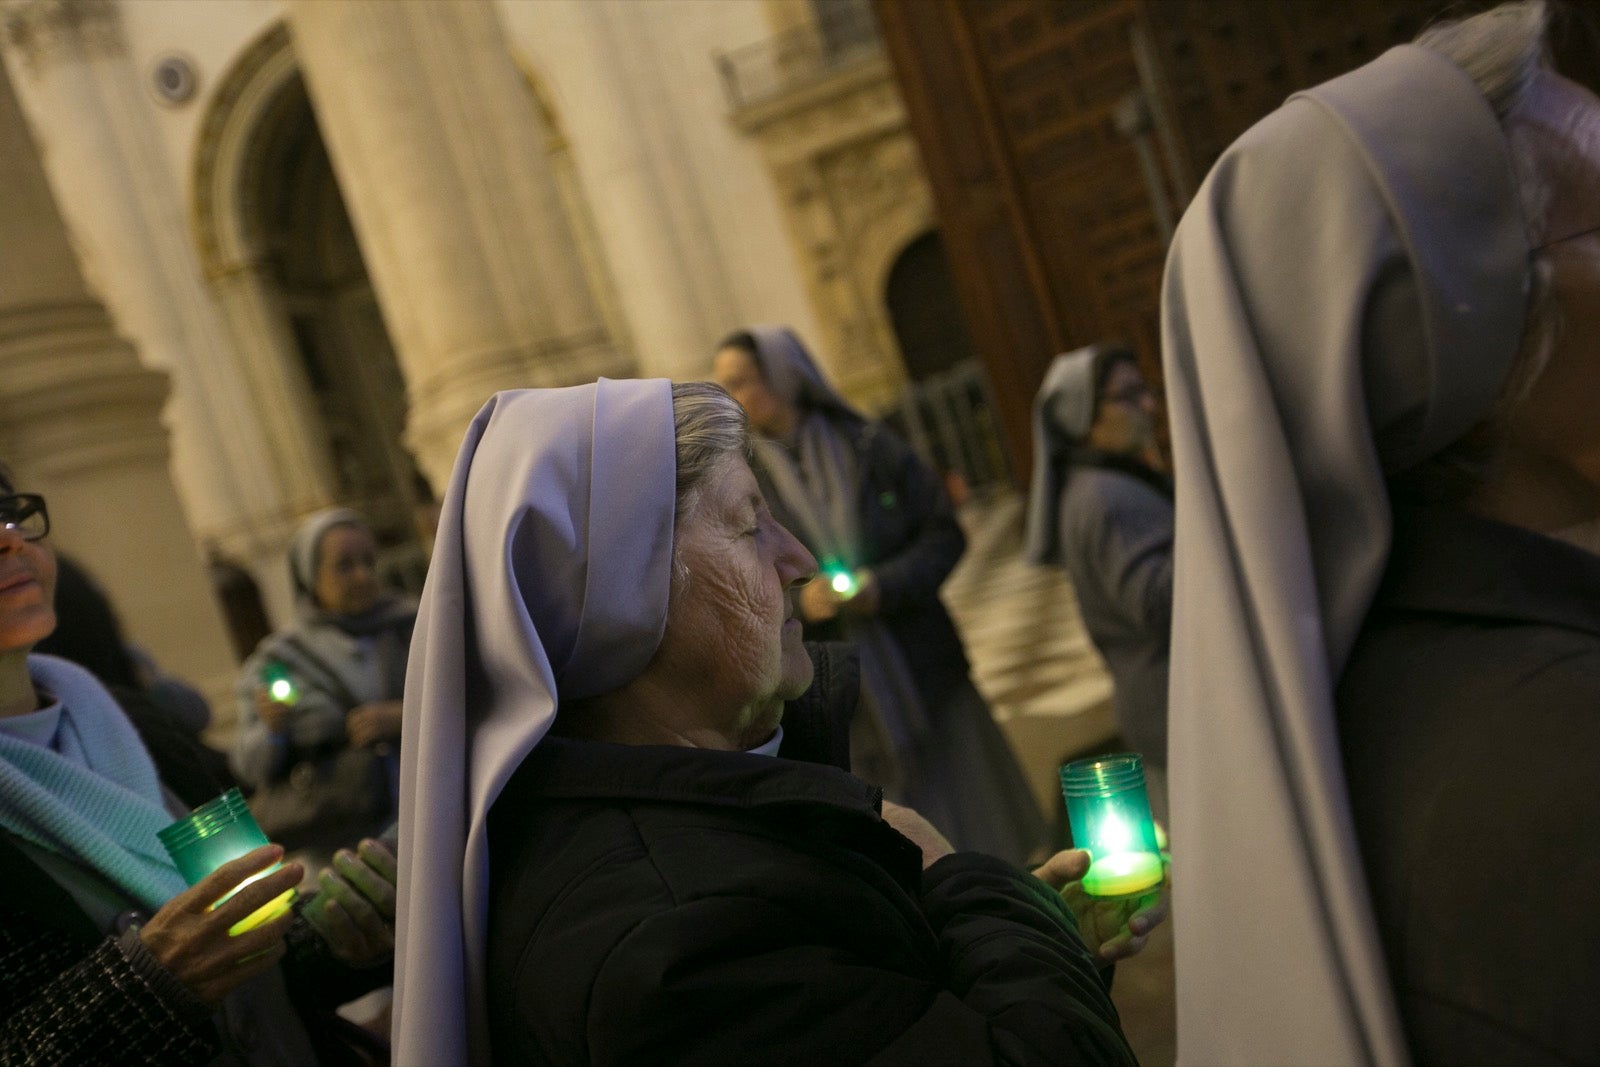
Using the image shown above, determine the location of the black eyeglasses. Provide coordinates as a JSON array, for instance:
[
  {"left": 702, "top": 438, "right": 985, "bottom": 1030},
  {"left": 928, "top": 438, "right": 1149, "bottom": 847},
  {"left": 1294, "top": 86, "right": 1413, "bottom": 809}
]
[{"left": 0, "top": 494, "right": 49, "bottom": 542}]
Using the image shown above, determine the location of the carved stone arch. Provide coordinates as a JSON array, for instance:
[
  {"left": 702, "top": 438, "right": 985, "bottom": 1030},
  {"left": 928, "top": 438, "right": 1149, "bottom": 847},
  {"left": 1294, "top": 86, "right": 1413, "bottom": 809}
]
[
  {"left": 184, "top": 19, "right": 339, "bottom": 551},
  {"left": 845, "top": 168, "right": 937, "bottom": 390},
  {"left": 188, "top": 20, "right": 427, "bottom": 596},
  {"left": 191, "top": 21, "right": 300, "bottom": 277},
  {"left": 857, "top": 191, "right": 937, "bottom": 324}
]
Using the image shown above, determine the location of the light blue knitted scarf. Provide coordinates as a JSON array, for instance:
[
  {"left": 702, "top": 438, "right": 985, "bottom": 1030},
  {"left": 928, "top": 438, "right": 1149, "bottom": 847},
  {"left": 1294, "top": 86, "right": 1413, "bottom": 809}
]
[{"left": 0, "top": 655, "right": 187, "bottom": 910}]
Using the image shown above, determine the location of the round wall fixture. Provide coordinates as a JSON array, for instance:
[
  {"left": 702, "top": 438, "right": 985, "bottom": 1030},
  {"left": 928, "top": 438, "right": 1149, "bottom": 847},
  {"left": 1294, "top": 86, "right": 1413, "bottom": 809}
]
[{"left": 151, "top": 54, "right": 198, "bottom": 106}]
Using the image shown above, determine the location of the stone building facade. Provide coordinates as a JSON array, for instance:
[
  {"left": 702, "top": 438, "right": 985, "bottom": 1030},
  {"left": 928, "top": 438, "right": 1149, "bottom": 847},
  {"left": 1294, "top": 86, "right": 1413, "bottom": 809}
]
[{"left": 0, "top": 0, "right": 943, "bottom": 720}]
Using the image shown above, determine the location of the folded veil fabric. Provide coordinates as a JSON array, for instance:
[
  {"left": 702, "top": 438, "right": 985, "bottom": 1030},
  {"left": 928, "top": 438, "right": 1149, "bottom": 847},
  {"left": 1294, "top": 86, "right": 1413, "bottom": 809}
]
[
  {"left": 1161, "top": 46, "right": 1528, "bottom": 1065},
  {"left": 1022, "top": 346, "right": 1097, "bottom": 565},
  {"left": 392, "top": 380, "right": 677, "bottom": 1065}
]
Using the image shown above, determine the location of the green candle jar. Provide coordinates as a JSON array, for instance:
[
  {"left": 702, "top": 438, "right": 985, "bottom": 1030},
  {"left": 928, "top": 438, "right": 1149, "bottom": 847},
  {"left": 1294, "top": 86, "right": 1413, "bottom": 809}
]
[
  {"left": 158, "top": 788, "right": 295, "bottom": 935},
  {"left": 1060, "top": 753, "right": 1164, "bottom": 898},
  {"left": 260, "top": 660, "right": 298, "bottom": 705}
]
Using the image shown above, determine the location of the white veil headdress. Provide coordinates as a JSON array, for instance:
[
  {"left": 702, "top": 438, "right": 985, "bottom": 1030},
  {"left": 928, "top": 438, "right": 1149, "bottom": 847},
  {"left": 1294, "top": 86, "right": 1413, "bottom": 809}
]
[
  {"left": 391, "top": 380, "right": 677, "bottom": 1065},
  {"left": 1161, "top": 45, "right": 1528, "bottom": 1065}
]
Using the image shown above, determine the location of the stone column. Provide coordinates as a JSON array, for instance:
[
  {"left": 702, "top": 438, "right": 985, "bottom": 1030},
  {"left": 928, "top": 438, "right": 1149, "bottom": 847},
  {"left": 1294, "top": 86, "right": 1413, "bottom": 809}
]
[
  {"left": 0, "top": 58, "right": 238, "bottom": 713},
  {"left": 0, "top": 304, "right": 241, "bottom": 712},
  {"left": 0, "top": 0, "right": 336, "bottom": 623},
  {"left": 285, "top": 0, "right": 631, "bottom": 489}
]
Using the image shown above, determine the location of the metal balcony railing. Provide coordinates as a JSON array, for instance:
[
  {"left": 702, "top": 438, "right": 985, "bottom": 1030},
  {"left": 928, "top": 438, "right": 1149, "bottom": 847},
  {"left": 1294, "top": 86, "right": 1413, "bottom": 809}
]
[{"left": 716, "top": 0, "right": 881, "bottom": 111}]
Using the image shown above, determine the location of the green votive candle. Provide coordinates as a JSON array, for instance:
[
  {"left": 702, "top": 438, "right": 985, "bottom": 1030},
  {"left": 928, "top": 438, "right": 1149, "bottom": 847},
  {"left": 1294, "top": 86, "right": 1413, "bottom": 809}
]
[
  {"left": 1060, "top": 753, "right": 1164, "bottom": 898},
  {"left": 158, "top": 789, "right": 295, "bottom": 936},
  {"left": 261, "top": 661, "right": 298, "bottom": 705}
]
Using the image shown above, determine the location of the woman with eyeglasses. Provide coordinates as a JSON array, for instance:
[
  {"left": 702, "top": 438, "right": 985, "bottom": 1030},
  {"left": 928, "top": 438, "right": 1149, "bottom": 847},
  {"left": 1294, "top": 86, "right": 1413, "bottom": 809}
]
[
  {"left": 1023, "top": 345, "right": 1172, "bottom": 818},
  {"left": 0, "top": 466, "right": 397, "bottom": 1065}
]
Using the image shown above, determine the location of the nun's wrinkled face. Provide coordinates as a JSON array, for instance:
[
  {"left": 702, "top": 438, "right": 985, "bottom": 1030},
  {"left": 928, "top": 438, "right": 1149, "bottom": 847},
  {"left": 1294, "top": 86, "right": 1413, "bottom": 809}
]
[
  {"left": 713, "top": 347, "right": 792, "bottom": 438},
  {"left": 652, "top": 454, "right": 816, "bottom": 738},
  {"left": 313, "top": 523, "right": 382, "bottom": 618}
]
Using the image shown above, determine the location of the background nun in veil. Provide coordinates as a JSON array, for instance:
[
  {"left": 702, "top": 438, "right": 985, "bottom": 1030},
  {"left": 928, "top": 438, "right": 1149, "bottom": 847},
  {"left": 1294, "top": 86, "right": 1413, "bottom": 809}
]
[
  {"left": 1023, "top": 344, "right": 1173, "bottom": 820},
  {"left": 1162, "top": 2, "right": 1600, "bottom": 1062},
  {"left": 712, "top": 327, "right": 1047, "bottom": 863}
]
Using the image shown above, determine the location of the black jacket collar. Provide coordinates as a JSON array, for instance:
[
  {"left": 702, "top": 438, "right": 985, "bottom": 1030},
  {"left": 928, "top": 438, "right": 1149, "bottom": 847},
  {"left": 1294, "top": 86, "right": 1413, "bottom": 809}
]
[
  {"left": 1378, "top": 505, "right": 1600, "bottom": 639},
  {"left": 524, "top": 642, "right": 877, "bottom": 820}
]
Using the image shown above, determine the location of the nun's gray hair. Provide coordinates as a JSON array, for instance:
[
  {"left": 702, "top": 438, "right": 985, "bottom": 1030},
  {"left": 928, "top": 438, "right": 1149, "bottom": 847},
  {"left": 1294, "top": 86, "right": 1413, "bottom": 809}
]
[
  {"left": 670, "top": 381, "right": 750, "bottom": 523},
  {"left": 1399, "top": 0, "right": 1559, "bottom": 500}
]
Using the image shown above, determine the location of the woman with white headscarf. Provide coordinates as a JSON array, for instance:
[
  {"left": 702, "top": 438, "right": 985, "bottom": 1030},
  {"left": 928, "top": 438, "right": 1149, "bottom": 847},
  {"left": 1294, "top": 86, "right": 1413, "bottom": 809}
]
[
  {"left": 233, "top": 510, "right": 415, "bottom": 859},
  {"left": 1023, "top": 344, "right": 1173, "bottom": 812},
  {"left": 393, "top": 379, "right": 1166, "bottom": 1065},
  {"left": 711, "top": 328, "right": 1048, "bottom": 865},
  {"left": 1162, "top": 1, "right": 1600, "bottom": 1062}
]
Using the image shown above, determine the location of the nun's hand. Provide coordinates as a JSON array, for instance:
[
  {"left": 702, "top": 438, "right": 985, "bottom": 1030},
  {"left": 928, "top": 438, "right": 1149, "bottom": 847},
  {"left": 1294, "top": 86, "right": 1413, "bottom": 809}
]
[
  {"left": 1033, "top": 849, "right": 1170, "bottom": 964},
  {"left": 304, "top": 837, "right": 397, "bottom": 968},
  {"left": 346, "top": 700, "right": 403, "bottom": 747},
  {"left": 254, "top": 687, "right": 292, "bottom": 733},
  {"left": 139, "top": 845, "right": 301, "bottom": 1005},
  {"left": 798, "top": 577, "right": 841, "bottom": 623},
  {"left": 837, "top": 569, "right": 880, "bottom": 617},
  {"left": 881, "top": 800, "right": 954, "bottom": 869}
]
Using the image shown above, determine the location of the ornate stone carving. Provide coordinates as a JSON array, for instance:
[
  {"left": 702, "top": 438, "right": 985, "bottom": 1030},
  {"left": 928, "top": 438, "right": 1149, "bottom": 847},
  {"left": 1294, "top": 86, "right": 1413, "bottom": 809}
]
[
  {"left": 733, "top": 44, "right": 937, "bottom": 412},
  {"left": 0, "top": 0, "right": 122, "bottom": 76}
]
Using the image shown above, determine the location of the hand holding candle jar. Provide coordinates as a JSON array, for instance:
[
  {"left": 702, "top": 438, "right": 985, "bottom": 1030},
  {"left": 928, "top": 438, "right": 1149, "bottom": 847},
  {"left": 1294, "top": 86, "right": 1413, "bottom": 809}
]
[
  {"left": 136, "top": 844, "right": 303, "bottom": 1006},
  {"left": 158, "top": 788, "right": 299, "bottom": 936}
]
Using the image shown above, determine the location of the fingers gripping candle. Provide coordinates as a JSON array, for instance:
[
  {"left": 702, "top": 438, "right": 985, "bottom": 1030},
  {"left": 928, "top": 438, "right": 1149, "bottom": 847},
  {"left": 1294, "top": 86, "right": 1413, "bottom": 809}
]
[{"left": 158, "top": 789, "right": 296, "bottom": 935}]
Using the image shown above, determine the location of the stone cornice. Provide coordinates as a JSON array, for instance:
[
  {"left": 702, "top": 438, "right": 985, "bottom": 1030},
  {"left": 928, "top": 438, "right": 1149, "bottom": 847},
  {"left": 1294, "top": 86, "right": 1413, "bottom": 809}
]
[{"left": 729, "top": 51, "right": 893, "bottom": 136}]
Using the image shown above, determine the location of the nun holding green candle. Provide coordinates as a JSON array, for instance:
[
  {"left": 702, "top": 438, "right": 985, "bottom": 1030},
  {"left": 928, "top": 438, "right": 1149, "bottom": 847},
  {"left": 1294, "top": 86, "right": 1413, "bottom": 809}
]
[{"left": 713, "top": 327, "right": 1048, "bottom": 864}]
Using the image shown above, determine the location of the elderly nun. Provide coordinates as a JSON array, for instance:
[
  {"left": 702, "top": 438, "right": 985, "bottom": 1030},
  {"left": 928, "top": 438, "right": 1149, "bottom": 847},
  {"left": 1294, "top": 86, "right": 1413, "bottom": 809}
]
[
  {"left": 232, "top": 509, "right": 415, "bottom": 859},
  {"left": 393, "top": 379, "right": 1164, "bottom": 1065},
  {"left": 1023, "top": 345, "right": 1173, "bottom": 813},
  {"left": 1162, "top": 1, "right": 1600, "bottom": 1063}
]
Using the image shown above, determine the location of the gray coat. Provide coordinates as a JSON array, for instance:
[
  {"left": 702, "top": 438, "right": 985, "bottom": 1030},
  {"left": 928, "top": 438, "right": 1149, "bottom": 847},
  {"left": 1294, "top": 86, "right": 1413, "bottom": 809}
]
[{"left": 1057, "top": 466, "right": 1173, "bottom": 767}]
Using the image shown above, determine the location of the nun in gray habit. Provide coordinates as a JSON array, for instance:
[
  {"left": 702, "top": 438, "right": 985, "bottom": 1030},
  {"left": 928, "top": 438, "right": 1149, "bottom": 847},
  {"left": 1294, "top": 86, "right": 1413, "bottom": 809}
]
[
  {"left": 1163, "top": 4, "right": 1600, "bottom": 1064},
  {"left": 1023, "top": 346, "right": 1174, "bottom": 794},
  {"left": 714, "top": 327, "right": 1047, "bottom": 864},
  {"left": 232, "top": 509, "right": 415, "bottom": 856}
]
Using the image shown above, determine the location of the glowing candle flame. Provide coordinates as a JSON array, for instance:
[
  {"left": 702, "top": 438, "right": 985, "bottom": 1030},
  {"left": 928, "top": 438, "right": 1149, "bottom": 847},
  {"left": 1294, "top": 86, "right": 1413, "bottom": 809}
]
[
  {"left": 269, "top": 678, "right": 294, "bottom": 703},
  {"left": 830, "top": 572, "right": 854, "bottom": 595},
  {"left": 1098, "top": 812, "right": 1133, "bottom": 852}
]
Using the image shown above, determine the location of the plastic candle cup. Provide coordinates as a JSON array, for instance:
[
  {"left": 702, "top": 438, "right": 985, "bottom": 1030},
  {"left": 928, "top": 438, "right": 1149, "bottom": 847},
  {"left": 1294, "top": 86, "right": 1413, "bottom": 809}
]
[
  {"left": 157, "top": 789, "right": 296, "bottom": 936},
  {"left": 261, "top": 661, "right": 298, "bottom": 705},
  {"left": 1060, "top": 754, "right": 1164, "bottom": 898}
]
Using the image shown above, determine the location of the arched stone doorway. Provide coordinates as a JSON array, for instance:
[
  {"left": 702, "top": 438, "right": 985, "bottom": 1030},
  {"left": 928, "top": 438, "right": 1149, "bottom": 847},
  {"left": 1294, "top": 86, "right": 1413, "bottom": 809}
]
[
  {"left": 253, "top": 75, "right": 429, "bottom": 591},
  {"left": 194, "top": 24, "right": 428, "bottom": 599},
  {"left": 882, "top": 229, "right": 1006, "bottom": 490},
  {"left": 884, "top": 230, "right": 975, "bottom": 382}
]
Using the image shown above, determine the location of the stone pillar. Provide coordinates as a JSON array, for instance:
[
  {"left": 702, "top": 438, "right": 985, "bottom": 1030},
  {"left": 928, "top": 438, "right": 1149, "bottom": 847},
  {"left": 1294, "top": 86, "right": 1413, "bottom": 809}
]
[
  {"left": 0, "top": 304, "right": 241, "bottom": 712},
  {"left": 0, "top": 57, "right": 238, "bottom": 714},
  {"left": 285, "top": 0, "right": 631, "bottom": 489},
  {"left": 515, "top": 0, "right": 736, "bottom": 383},
  {"left": 0, "top": 0, "right": 336, "bottom": 623}
]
